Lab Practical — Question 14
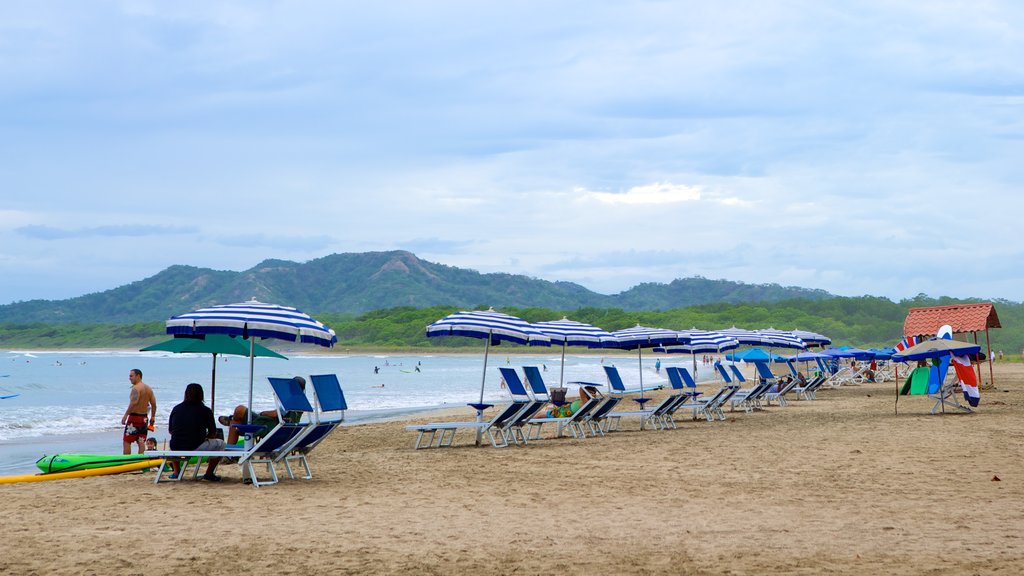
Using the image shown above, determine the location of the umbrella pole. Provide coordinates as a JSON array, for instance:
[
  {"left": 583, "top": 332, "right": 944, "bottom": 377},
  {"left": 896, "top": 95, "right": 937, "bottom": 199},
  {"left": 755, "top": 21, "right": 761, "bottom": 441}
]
[
  {"left": 247, "top": 338, "right": 255, "bottom": 425},
  {"left": 560, "top": 343, "right": 567, "bottom": 387},
  {"left": 475, "top": 333, "right": 492, "bottom": 447},
  {"left": 210, "top": 353, "right": 218, "bottom": 415},
  {"left": 638, "top": 348, "right": 644, "bottom": 398}
]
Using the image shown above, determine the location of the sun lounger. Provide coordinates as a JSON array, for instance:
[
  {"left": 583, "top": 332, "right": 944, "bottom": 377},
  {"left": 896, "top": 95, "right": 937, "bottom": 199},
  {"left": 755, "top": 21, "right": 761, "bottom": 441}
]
[
  {"left": 151, "top": 376, "right": 316, "bottom": 487},
  {"left": 526, "top": 392, "right": 601, "bottom": 440},
  {"left": 271, "top": 373, "right": 348, "bottom": 480},
  {"left": 505, "top": 366, "right": 554, "bottom": 445},
  {"left": 405, "top": 369, "right": 532, "bottom": 449},
  {"left": 660, "top": 367, "right": 704, "bottom": 427},
  {"left": 689, "top": 384, "right": 740, "bottom": 421}
]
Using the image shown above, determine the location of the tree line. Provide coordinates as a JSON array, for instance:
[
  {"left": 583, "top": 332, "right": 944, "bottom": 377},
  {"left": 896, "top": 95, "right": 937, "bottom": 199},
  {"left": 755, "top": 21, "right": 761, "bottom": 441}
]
[{"left": 2, "top": 295, "right": 1018, "bottom": 356}]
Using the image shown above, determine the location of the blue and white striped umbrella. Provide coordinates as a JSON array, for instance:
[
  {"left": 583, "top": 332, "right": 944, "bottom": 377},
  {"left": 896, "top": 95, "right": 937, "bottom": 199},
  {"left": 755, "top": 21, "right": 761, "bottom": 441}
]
[
  {"left": 608, "top": 325, "right": 686, "bottom": 397},
  {"left": 533, "top": 317, "right": 616, "bottom": 387},
  {"left": 167, "top": 299, "right": 337, "bottom": 346},
  {"left": 718, "top": 327, "right": 767, "bottom": 346},
  {"left": 427, "top": 308, "right": 550, "bottom": 444},
  {"left": 655, "top": 330, "right": 741, "bottom": 379},
  {"left": 166, "top": 298, "right": 336, "bottom": 424},
  {"left": 755, "top": 329, "right": 808, "bottom": 350},
  {"left": 792, "top": 329, "right": 832, "bottom": 347}
]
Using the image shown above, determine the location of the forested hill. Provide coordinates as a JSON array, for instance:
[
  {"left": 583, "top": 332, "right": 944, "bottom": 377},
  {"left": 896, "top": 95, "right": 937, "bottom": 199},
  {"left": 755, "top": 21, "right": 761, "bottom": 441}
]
[{"left": 0, "top": 251, "right": 832, "bottom": 324}]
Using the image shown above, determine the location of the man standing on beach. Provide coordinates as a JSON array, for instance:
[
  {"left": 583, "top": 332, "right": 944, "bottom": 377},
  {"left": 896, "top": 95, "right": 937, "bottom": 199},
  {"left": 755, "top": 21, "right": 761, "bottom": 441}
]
[{"left": 122, "top": 368, "right": 156, "bottom": 454}]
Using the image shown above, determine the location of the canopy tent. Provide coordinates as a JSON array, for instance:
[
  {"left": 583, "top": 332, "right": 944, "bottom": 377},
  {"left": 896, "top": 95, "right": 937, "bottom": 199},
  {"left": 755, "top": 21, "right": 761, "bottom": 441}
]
[{"left": 902, "top": 303, "right": 1000, "bottom": 389}]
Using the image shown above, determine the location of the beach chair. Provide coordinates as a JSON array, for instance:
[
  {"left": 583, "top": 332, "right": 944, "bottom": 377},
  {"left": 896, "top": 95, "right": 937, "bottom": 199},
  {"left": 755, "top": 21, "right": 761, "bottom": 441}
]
[
  {"left": 603, "top": 365, "right": 663, "bottom": 396},
  {"left": 526, "top": 391, "right": 601, "bottom": 440},
  {"left": 714, "top": 361, "right": 733, "bottom": 384},
  {"left": 661, "top": 367, "right": 704, "bottom": 426},
  {"left": 728, "top": 364, "right": 747, "bottom": 384},
  {"left": 151, "top": 376, "right": 316, "bottom": 487},
  {"left": 927, "top": 366, "right": 972, "bottom": 415},
  {"left": 690, "top": 384, "right": 740, "bottom": 421},
  {"left": 754, "top": 362, "right": 796, "bottom": 407},
  {"left": 581, "top": 395, "right": 622, "bottom": 436},
  {"left": 603, "top": 391, "right": 681, "bottom": 431},
  {"left": 726, "top": 364, "right": 773, "bottom": 412},
  {"left": 506, "top": 366, "right": 555, "bottom": 445},
  {"left": 271, "top": 373, "right": 349, "bottom": 480},
  {"left": 405, "top": 369, "right": 532, "bottom": 449}
]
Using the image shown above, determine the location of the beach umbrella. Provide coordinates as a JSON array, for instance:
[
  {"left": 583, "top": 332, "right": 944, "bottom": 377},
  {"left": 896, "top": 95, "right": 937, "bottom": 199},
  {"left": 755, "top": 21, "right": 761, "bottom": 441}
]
[
  {"left": 656, "top": 330, "right": 740, "bottom": 375},
  {"left": 725, "top": 347, "right": 776, "bottom": 363},
  {"left": 140, "top": 334, "right": 287, "bottom": 413},
  {"left": 426, "top": 308, "right": 551, "bottom": 445},
  {"left": 718, "top": 327, "right": 765, "bottom": 346},
  {"left": 166, "top": 299, "right": 336, "bottom": 424},
  {"left": 532, "top": 318, "right": 615, "bottom": 387},
  {"left": 792, "top": 330, "right": 832, "bottom": 347},
  {"left": 890, "top": 339, "right": 981, "bottom": 362},
  {"left": 608, "top": 325, "right": 685, "bottom": 400},
  {"left": 755, "top": 329, "right": 808, "bottom": 351}
]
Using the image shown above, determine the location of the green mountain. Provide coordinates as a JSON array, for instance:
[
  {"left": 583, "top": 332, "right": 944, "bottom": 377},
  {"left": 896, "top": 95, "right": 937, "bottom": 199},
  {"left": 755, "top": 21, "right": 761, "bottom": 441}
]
[{"left": 0, "top": 251, "right": 833, "bottom": 324}]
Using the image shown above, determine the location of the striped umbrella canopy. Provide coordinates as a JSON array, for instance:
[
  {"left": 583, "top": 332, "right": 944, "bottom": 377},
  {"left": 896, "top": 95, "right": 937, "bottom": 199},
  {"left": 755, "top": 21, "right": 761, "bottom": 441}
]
[
  {"left": 427, "top": 308, "right": 550, "bottom": 444},
  {"left": 166, "top": 298, "right": 336, "bottom": 424},
  {"left": 655, "top": 330, "right": 740, "bottom": 375},
  {"left": 532, "top": 318, "right": 615, "bottom": 387},
  {"left": 792, "top": 329, "right": 832, "bottom": 347},
  {"left": 717, "top": 327, "right": 766, "bottom": 346},
  {"left": 608, "top": 325, "right": 686, "bottom": 398},
  {"left": 755, "top": 329, "right": 808, "bottom": 350}
]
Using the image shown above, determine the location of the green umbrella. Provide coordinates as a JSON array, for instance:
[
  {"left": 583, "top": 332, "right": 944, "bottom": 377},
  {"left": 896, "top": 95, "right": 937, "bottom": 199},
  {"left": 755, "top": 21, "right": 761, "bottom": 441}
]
[{"left": 140, "top": 334, "right": 287, "bottom": 413}]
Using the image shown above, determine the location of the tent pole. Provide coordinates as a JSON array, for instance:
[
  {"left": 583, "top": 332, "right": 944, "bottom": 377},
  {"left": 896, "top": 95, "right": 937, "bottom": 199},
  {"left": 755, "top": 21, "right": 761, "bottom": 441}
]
[
  {"left": 985, "top": 327, "right": 995, "bottom": 389},
  {"left": 210, "top": 353, "right": 218, "bottom": 414}
]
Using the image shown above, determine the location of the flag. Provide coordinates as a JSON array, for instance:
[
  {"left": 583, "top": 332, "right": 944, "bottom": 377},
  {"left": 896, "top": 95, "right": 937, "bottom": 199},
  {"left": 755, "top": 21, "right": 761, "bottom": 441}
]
[
  {"left": 894, "top": 335, "right": 921, "bottom": 352},
  {"left": 951, "top": 354, "right": 980, "bottom": 407}
]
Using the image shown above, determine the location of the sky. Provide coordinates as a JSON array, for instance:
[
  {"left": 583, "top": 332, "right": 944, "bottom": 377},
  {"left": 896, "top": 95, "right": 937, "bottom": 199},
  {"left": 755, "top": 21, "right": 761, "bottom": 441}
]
[{"left": 2, "top": 1, "right": 1023, "bottom": 306}]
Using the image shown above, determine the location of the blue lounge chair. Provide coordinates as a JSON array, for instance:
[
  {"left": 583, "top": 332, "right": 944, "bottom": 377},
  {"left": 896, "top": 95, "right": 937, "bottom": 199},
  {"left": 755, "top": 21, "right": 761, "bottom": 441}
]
[
  {"left": 151, "top": 376, "right": 315, "bottom": 487},
  {"left": 714, "top": 361, "right": 733, "bottom": 383},
  {"left": 272, "top": 373, "right": 349, "bottom": 480},
  {"left": 405, "top": 369, "right": 532, "bottom": 449},
  {"left": 661, "top": 367, "right": 704, "bottom": 426},
  {"left": 693, "top": 384, "right": 740, "bottom": 421},
  {"left": 504, "top": 366, "right": 552, "bottom": 445}
]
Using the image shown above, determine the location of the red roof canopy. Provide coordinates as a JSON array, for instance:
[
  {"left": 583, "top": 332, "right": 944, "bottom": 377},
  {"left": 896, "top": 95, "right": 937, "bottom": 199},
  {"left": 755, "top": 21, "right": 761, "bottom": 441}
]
[{"left": 903, "top": 303, "right": 1001, "bottom": 338}]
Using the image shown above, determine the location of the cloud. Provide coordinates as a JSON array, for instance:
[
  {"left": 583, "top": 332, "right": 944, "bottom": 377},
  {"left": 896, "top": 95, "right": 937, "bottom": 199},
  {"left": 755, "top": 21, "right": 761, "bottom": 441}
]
[
  {"left": 579, "top": 182, "right": 702, "bottom": 205},
  {"left": 214, "top": 233, "right": 335, "bottom": 251},
  {"left": 16, "top": 224, "right": 197, "bottom": 240}
]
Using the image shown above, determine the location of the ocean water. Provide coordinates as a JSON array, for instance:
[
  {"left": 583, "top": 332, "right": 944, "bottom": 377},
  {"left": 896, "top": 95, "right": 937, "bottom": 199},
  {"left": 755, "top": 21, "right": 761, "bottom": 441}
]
[{"left": 0, "top": 349, "right": 718, "bottom": 475}]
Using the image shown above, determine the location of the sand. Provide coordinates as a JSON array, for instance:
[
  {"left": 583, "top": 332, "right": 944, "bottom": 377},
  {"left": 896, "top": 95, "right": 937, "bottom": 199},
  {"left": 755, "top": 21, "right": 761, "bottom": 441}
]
[{"left": 2, "top": 362, "right": 1022, "bottom": 575}]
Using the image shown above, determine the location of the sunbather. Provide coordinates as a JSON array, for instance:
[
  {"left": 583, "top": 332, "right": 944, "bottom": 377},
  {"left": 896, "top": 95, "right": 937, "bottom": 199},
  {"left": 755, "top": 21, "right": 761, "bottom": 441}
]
[
  {"left": 543, "top": 385, "right": 603, "bottom": 418},
  {"left": 219, "top": 376, "right": 307, "bottom": 445},
  {"left": 168, "top": 383, "right": 226, "bottom": 481}
]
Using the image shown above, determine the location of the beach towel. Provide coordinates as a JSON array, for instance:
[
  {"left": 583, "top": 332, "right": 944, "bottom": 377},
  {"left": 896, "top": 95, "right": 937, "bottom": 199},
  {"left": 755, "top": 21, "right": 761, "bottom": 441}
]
[{"left": 951, "top": 354, "right": 980, "bottom": 407}]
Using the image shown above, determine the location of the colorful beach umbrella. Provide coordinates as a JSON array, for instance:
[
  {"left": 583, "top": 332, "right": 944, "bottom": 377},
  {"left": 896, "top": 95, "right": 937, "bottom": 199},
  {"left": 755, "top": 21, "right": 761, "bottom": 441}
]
[
  {"left": 166, "top": 298, "right": 336, "bottom": 424},
  {"left": 532, "top": 318, "right": 615, "bottom": 387},
  {"left": 140, "top": 334, "right": 287, "bottom": 413},
  {"left": 426, "top": 308, "right": 551, "bottom": 445}
]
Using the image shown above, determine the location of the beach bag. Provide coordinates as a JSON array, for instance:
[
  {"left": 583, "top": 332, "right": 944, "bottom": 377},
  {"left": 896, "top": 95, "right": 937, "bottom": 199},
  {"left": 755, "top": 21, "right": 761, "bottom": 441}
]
[{"left": 550, "top": 387, "right": 567, "bottom": 404}]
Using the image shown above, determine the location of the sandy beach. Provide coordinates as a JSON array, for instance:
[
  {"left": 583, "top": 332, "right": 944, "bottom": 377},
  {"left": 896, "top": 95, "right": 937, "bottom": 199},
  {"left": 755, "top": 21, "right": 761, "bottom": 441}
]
[{"left": 2, "top": 362, "right": 1022, "bottom": 575}]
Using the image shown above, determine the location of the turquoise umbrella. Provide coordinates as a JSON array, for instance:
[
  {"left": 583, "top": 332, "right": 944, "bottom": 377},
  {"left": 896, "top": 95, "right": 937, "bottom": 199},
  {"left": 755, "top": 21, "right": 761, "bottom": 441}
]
[{"left": 141, "top": 334, "right": 287, "bottom": 413}]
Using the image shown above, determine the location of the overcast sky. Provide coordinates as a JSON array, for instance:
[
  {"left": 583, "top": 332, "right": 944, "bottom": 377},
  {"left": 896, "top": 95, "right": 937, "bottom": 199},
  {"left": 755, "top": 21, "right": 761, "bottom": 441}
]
[{"left": 2, "top": 1, "right": 1023, "bottom": 306}]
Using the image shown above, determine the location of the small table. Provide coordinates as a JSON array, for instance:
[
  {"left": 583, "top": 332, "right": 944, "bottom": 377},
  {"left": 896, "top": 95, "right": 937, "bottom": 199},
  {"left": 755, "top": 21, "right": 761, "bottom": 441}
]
[{"left": 231, "top": 424, "right": 264, "bottom": 450}]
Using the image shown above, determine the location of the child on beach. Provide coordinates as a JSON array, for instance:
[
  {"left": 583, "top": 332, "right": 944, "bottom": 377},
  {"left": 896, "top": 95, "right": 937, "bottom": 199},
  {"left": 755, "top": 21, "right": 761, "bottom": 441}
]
[{"left": 146, "top": 438, "right": 158, "bottom": 451}]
